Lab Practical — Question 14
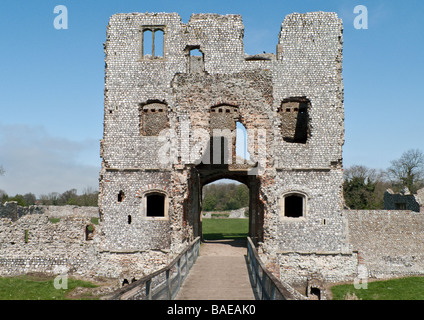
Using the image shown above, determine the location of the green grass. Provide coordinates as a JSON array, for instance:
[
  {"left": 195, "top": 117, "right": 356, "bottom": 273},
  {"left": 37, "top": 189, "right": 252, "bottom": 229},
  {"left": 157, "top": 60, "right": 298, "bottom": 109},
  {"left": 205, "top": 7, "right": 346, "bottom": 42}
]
[
  {"left": 0, "top": 275, "right": 99, "bottom": 300},
  {"left": 331, "top": 276, "right": 424, "bottom": 300},
  {"left": 202, "top": 218, "right": 248, "bottom": 240}
]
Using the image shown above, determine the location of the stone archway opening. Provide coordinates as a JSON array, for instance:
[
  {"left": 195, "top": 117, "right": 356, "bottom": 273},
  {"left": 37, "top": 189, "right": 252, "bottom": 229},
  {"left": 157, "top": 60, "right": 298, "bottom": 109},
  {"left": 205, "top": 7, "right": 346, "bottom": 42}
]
[
  {"left": 185, "top": 164, "right": 263, "bottom": 245},
  {"left": 201, "top": 178, "right": 249, "bottom": 240}
]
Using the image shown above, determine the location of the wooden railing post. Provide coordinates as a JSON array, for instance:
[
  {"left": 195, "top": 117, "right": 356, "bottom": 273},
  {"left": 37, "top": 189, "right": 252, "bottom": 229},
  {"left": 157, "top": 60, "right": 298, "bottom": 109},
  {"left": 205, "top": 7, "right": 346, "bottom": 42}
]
[
  {"left": 146, "top": 279, "right": 152, "bottom": 300},
  {"left": 177, "top": 258, "right": 182, "bottom": 291},
  {"left": 166, "top": 269, "right": 171, "bottom": 300}
]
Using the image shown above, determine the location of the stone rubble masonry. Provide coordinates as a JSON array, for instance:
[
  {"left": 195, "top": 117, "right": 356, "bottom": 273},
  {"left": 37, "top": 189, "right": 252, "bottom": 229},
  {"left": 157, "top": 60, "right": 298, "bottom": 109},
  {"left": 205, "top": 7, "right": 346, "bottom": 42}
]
[
  {"left": 383, "top": 188, "right": 424, "bottom": 212},
  {"left": 346, "top": 210, "right": 424, "bottom": 279},
  {"left": 100, "top": 11, "right": 347, "bottom": 263},
  {"left": 0, "top": 202, "right": 172, "bottom": 284},
  {"left": 1, "top": 12, "right": 424, "bottom": 292}
]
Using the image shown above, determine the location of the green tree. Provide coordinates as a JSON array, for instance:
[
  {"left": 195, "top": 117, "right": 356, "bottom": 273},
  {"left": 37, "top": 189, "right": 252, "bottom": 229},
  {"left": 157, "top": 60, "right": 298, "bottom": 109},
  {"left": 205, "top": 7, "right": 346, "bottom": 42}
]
[
  {"left": 343, "top": 177, "right": 376, "bottom": 209},
  {"left": 343, "top": 165, "right": 386, "bottom": 209},
  {"left": 203, "top": 194, "right": 217, "bottom": 211},
  {"left": 202, "top": 182, "right": 249, "bottom": 211},
  {"left": 78, "top": 186, "right": 98, "bottom": 207},
  {"left": 8, "top": 194, "right": 26, "bottom": 207},
  {"left": 60, "top": 189, "right": 78, "bottom": 205}
]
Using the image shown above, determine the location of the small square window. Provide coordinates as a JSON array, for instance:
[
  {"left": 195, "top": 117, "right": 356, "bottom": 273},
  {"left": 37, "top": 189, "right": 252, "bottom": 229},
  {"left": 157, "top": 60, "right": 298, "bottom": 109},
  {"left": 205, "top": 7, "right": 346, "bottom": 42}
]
[
  {"left": 395, "top": 203, "right": 406, "bottom": 210},
  {"left": 143, "top": 192, "right": 168, "bottom": 219},
  {"left": 281, "top": 193, "right": 306, "bottom": 219}
]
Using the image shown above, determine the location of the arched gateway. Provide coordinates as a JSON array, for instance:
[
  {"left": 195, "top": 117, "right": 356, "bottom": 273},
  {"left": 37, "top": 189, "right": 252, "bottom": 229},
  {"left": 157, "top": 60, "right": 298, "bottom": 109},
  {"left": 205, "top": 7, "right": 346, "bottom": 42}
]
[{"left": 99, "top": 11, "right": 357, "bottom": 288}]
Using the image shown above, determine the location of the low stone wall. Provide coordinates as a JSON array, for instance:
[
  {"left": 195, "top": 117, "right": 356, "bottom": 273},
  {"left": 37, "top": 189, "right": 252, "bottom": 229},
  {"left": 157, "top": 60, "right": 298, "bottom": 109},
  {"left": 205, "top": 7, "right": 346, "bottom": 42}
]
[
  {"left": 0, "top": 213, "right": 100, "bottom": 277},
  {"left": 0, "top": 202, "right": 99, "bottom": 221},
  {"left": 0, "top": 203, "right": 177, "bottom": 286},
  {"left": 2, "top": 203, "right": 424, "bottom": 287},
  {"left": 346, "top": 210, "right": 424, "bottom": 279},
  {"left": 277, "top": 252, "right": 358, "bottom": 286},
  {"left": 202, "top": 207, "right": 248, "bottom": 219}
]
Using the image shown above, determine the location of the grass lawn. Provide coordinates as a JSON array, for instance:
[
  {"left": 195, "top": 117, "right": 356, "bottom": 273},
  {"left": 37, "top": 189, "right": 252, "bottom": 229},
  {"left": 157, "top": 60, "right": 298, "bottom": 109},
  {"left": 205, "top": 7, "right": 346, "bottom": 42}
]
[
  {"left": 331, "top": 276, "right": 424, "bottom": 300},
  {"left": 202, "top": 218, "right": 249, "bottom": 240},
  {"left": 0, "top": 274, "right": 99, "bottom": 300}
]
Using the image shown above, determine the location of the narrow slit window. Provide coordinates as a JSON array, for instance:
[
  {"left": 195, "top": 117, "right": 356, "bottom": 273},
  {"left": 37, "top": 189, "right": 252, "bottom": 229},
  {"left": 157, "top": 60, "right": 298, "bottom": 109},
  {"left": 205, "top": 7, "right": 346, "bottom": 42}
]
[
  {"left": 85, "top": 225, "right": 94, "bottom": 240},
  {"left": 143, "top": 29, "right": 153, "bottom": 57},
  {"left": 118, "top": 191, "right": 125, "bottom": 202},
  {"left": 154, "top": 30, "right": 164, "bottom": 57}
]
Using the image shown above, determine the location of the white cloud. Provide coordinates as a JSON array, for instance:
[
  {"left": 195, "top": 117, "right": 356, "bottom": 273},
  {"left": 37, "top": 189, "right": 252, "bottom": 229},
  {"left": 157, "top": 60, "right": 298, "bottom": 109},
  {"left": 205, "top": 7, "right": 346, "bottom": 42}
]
[{"left": 0, "top": 123, "right": 100, "bottom": 197}]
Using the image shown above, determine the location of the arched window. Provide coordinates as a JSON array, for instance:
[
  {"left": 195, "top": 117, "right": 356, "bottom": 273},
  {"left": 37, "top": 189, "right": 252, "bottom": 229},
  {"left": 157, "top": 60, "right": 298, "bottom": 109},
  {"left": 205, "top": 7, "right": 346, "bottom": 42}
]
[
  {"left": 146, "top": 193, "right": 165, "bottom": 217},
  {"left": 154, "top": 30, "right": 164, "bottom": 58},
  {"left": 281, "top": 192, "right": 306, "bottom": 218},
  {"left": 142, "top": 26, "right": 165, "bottom": 59},
  {"left": 188, "top": 47, "right": 204, "bottom": 73},
  {"left": 141, "top": 191, "right": 169, "bottom": 219}
]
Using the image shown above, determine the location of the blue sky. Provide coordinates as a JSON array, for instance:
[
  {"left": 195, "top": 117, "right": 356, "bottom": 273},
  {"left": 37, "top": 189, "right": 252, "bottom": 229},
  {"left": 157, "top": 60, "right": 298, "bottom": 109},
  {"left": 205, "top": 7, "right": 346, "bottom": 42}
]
[{"left": 0, "top": 0, "right": 423, "bottom": 196}]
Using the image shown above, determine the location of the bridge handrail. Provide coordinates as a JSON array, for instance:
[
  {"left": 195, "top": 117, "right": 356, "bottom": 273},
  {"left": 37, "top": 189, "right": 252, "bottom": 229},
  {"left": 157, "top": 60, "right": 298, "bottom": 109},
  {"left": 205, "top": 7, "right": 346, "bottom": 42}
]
[
  {"left": 108, "top": 237, "right": 201, "bottom": 300},
  {"left": 246, "top": 237, "right": 308, "bottom": 300}
]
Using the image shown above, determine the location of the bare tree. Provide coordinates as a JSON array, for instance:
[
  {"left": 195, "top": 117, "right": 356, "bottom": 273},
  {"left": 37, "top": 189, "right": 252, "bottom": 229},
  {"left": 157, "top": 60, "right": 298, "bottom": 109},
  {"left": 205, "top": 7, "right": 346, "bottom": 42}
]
[
  {"left": 0, "top": 165, "right": 4, "bottom": 176},
  {"left": 386, "top": 149, "right": 424, "bottom": 193},
  {"left": 344, "top": 165, "right": 383, "bottom": 183}
]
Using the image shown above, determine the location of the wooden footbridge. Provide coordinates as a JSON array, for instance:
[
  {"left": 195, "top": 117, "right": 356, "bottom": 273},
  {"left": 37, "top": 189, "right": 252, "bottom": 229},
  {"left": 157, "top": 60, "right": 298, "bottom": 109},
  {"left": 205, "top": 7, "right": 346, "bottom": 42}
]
[{"left": 108, "top": 237, "right": 306, "bottom": 300}]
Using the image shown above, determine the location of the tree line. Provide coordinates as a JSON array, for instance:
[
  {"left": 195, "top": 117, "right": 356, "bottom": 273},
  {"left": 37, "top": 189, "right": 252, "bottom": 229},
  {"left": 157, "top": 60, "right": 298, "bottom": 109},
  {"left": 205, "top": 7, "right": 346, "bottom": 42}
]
[
  {"left": 344, "top": 149, "right": 424, "bottom": 209},
  {"left": 1, "top": 148, "right": 423, "bottom": 210},
  {"left": 203, "top": 182, "right": 249, "bottom": 211},
  {"left": 0, "top": 187, "right": 98, "bottom": 207}
]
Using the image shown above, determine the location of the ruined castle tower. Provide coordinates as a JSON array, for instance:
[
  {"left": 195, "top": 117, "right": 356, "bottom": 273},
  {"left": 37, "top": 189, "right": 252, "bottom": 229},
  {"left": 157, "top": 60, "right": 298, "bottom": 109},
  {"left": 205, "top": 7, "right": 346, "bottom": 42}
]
[{"left": 99, "top": 12, "right": 354, "bottom": 283}]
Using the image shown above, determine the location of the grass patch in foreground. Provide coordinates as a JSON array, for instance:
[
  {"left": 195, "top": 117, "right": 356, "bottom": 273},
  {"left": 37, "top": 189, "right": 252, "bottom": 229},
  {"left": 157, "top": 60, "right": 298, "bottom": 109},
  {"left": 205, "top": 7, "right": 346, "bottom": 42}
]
[
  {"left": 331, "top": 276, "right": 424, "bottom": 300},
  {"left": 202, "top": 218, "right": 248, "bottom": 240},
  {"left": 0, "top": 275, "right": 98, "bottom": 300}
]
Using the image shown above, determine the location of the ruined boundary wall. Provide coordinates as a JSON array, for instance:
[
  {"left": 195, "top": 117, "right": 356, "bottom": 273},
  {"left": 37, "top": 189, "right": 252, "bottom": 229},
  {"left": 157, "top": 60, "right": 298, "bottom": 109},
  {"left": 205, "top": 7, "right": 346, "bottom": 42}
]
[
  {"left": 346, "top": 210, "right": 424, "bottom": 279},
  {"left": 0, "top": 202, "right": 100, "bottom": 277},
  {"left": 2, "top": 202, "right": 424, "bottom": 284},
  {"left": 0, "top": 203, "right": 172, "bottom": 284}
]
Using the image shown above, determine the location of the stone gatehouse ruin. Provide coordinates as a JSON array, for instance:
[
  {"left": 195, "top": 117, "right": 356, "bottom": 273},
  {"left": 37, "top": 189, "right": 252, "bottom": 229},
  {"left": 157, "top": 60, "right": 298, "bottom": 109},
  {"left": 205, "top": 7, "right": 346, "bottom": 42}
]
[
  {"left": 1, "top": 11, "right": 424, "bottom": 297},
  {"left": 99, "top": 10, "right": 351, "bottom": 281}
]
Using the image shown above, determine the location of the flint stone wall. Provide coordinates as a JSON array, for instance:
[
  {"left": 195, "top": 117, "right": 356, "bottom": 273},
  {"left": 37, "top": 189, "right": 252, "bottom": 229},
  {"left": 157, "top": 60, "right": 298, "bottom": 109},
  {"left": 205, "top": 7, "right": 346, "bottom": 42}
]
[
  {"left": 346, "top": 210, "right": 424, "bottom": 279},
  {"left": 0, "top": 204, "right": 173, "bottom": 283}
]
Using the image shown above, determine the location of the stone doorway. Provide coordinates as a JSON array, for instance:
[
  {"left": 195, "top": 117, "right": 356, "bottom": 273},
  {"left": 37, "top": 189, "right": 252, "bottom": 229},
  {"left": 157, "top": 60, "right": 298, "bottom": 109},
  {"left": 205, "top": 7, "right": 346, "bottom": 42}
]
[{"left": 186, "top": 163, "right": 264, "bottom": 245}]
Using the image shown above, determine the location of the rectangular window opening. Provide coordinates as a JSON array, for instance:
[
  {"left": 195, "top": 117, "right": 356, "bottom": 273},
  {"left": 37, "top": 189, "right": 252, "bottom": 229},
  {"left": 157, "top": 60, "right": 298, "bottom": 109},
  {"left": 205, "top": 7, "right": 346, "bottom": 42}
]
[
  {"left": 146, "top": 194, "right": 165, "bottom": 217},
  {"left": 395, "top": 203, "right": 407, "bottom": 210},
  {"left": 284, "top": 195, "right": 304, "bottom": 218}
]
